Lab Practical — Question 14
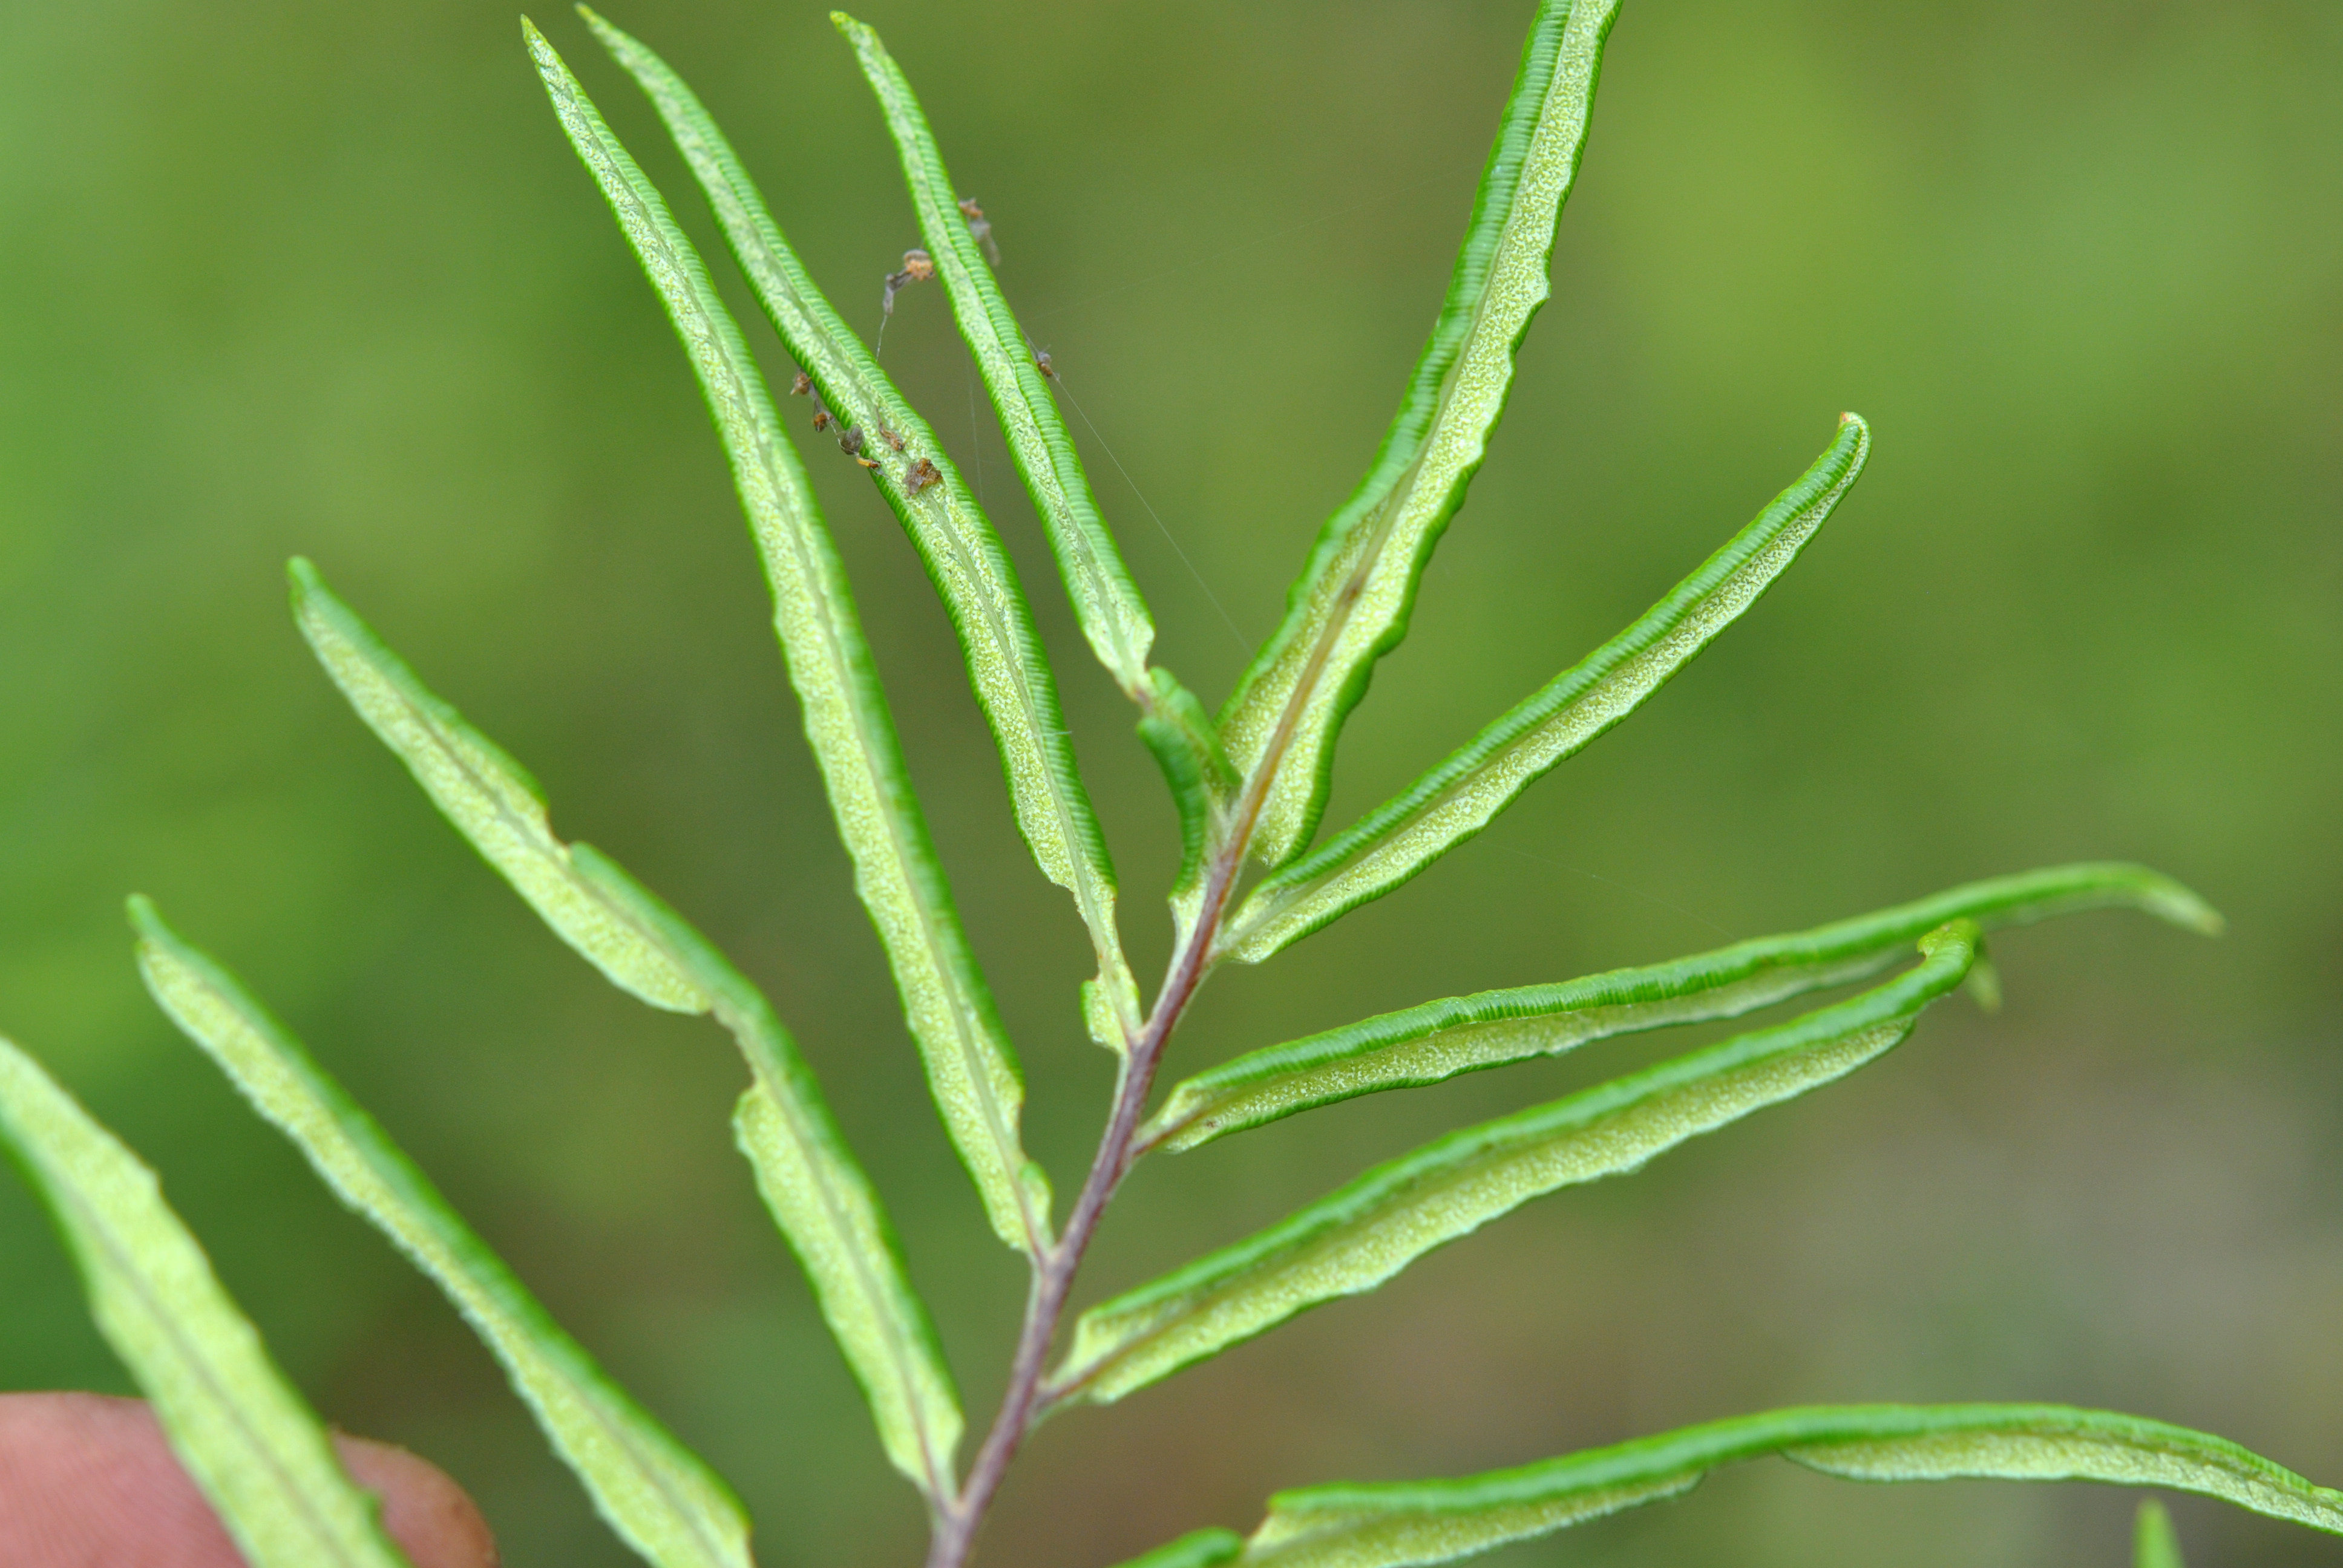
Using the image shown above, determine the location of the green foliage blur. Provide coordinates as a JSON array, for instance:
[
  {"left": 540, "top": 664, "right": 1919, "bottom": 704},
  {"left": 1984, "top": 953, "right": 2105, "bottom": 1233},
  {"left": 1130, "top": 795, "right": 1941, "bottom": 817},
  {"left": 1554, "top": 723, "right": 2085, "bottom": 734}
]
[{"left": 2, "top": 1, "right": 2337, "bottom": 1563}]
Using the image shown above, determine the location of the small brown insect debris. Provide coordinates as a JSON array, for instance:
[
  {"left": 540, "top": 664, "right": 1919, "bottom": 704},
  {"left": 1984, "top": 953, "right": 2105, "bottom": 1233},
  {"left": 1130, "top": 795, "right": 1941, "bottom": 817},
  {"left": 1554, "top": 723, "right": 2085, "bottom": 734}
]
[
  {"left": 880, "top": 248, "right": 936, "bottom": 337},
  {"left": 839, "top": 426, "right": 865, "bottom": 456},
  {"left": 875, "top": 423, "right": 907, "bottom": 453},
  {"left": 903, "top": 457, "right": 942, "bottom": 496},
  {"left": 957, "top": 196, "right": 1000, "bottom": 266},
  {"left": 812, "top": 408, "right": 833, "bottom": 432},
  {"left": 1031, "top": 345, "right": 1055, "bottom": 379},
  {"left": 854, "top": 456, "right": 881, "bottom": 469},
  {"left": 790, "top": 370, "right": 812, "bottom": 396}
]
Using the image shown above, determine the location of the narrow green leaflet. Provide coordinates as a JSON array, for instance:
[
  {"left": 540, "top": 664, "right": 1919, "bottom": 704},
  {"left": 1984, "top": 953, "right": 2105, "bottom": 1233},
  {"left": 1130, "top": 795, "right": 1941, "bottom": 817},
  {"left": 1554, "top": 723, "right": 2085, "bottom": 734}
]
[
  {"left": 1225, "top": 415, "right": 1870, "bottom": 963},
  {"left": 1110, "top": 1529, "right": 1245, "bottom": 1568},
  {"left": 567, "top": 848, "right": 966, "bottom": 1500},
  {"left": 1239, "top": 1405, "right": 2343, "bottom": 1567},
  {"left": 2135, "top": 1500, "right": 2186, "bottom": 1568},
  {"left": 833, "top": 10, "right": 1155, "bottom": 700},
  {"left": 1153, "top": 863, "right": 2217, "bottom": 1151},
  {"left": 580, "top": 9, "right": 1140, "bottom": 1053},
  {"left": 290, "top": 557, "right": 698, "bottom": 1013},
  {"left": 1057, "top": 924, "right": 1976, "bottom": 1405},
  {"left": 527, "top": 19, "right": 1054, "bottom": 1247},
  {"left": 1136, "top": 667, "right": 1242, "bottom": 918},
  {"left": 289, "top": 567, "right": 964, "bottom": 1492},
  {"left": 291, "top": 559, "right": 709, "bottom": 1016},
  {"left": 1217, "top": 0, "right": 1622, "bottom": 871},
  {"left": 129, "top": 901, "right": 759, "bottom": 1566},
  {"left": 0, "top": 1034, "right": 415, "bottom": 1568}
]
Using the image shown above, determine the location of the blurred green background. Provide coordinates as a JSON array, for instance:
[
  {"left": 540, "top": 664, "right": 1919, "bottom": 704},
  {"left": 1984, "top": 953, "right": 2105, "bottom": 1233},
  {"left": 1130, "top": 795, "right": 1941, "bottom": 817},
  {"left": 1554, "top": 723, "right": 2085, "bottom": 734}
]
[{"left": 3, "top": 0, "right": 2338, "bottom": 1563}]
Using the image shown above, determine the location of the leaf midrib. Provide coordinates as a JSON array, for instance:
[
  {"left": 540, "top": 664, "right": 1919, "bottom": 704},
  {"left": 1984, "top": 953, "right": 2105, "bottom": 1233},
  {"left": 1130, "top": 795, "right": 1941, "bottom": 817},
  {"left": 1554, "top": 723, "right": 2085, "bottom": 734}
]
[
  {"left": 583, "top": 89, "right": 1046, "bottom": 1256},
  {"left": 732, "top": 1028, "right": 957, "bottom": 1501},
  {"left": 48, "top": 1144, "right": 377, "bottom": 1567},
  {"left": 1232, "top": 18, "right": 1573, "bottom": 874},
  {"left": 150, "top": 947, "right": 745, "bottom": 1568},
  {"left": 695, "top": 97, "right": 1128, "bottom": 1048},
  {"left": 870, "top": 51, "right": 1144, "bottom": 683}
]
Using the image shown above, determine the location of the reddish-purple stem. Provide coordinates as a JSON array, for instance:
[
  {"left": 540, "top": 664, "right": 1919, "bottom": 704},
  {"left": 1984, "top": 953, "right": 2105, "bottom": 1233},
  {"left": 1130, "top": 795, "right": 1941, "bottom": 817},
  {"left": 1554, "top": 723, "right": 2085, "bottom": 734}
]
[
  {"left": 926, "top": 564, "right": 1366, "bottom": 1568},
  {"left": 922, "top": 812, "right": 1256, "bottom": 1568}
]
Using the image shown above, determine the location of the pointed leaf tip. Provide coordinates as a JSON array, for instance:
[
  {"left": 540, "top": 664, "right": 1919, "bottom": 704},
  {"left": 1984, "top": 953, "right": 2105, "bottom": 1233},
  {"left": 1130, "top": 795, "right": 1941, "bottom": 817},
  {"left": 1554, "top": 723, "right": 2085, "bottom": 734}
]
[
  {"left": 2135, "top": 1498, "right": 2186, "bottom": 1568},
  {"left": 804, "top": 7, "right": 1147, "bottom": 1005},
  {"left": 1224, "top": 413, "right": 1869, "bottom": 961},
  {"left": 1216, "top": 0, "right": 1622, "bottom": 869},
  {"left": 290, "top": 560, "right": 701, "bottom": 1011},
  {"left": 1159, "top": 863, "right": 2200, "bottom": 1152},
  {"left": 836, "top": 5, "right": 1156, "bottom": 698},
  {"left": 2168, "top": 889, "right": 2226, "bottom": 936},
  {"left": 565, "top": 11, "right": 1072, "bottom": 1247},
  {"left": 1242, "top": 1405, "right": 2341, "bottom": 1566}
]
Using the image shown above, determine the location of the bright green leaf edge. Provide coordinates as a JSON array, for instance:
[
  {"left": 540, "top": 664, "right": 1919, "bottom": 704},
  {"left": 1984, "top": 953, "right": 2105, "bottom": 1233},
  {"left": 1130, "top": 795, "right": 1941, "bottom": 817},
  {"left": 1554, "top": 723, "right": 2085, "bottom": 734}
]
[
  {"left": 1110, "top": 1527, "right": 1246, "bottom": 1568},
  {"left": 1059, "top": 924, "right": 1976, "bottom": 1405},
  {"left": 289, "top": 557, "right": 701, "bottom": 1013},
  {"left": 290, "top": 560, "right": 963, "bottom": 1495},
  {"left": 129, "top": 900, "right": 758, "bottom": 1568},
  {"left": 525, "top": 17, "right": 1052, "bottom": 1248},
  {"left": 828, "top": 7, "right": 1233, "bottom": 969},
  {"left": 0, "top": 1034, "right": 416, "bottom": 1568},
  {"left": 2135, "top": 1498, "right": 2186, "bottom": 1568},
  {"left": 1137, "top": 668, "right": 1240, "bottom": 916},
  {"left": 832, "top": 10, "right": 1154, "bottom": 698},
  {"left": 1241, "top": 1403, "right": 2341, "bottom": 1567},
  {"left": 1226, "top": 414, "right": 1869, "bottom": 963},
  {"left": 1217, "top": 0, "right": 1621, "bottom": 871},
  {"left": 565, "top": 846, "right": 968, "bottom": 1500},
  {"left": 1155, "top": 861, "right": 2217, "bottom": 1151},
  {"left": 578, "top": 7, "right": 1140, "bottom": 1053}
]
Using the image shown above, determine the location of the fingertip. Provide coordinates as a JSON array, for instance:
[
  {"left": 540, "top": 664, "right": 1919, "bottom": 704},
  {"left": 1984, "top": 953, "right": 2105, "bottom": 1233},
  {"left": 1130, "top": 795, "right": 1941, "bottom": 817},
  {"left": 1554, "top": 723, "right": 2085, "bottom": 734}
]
[
  {"left": 337, "top": 1433, "right": 501, "bottom": 1568},
  {"left": 0, "top": 1393, "right": 497, "bottom": 1568}
]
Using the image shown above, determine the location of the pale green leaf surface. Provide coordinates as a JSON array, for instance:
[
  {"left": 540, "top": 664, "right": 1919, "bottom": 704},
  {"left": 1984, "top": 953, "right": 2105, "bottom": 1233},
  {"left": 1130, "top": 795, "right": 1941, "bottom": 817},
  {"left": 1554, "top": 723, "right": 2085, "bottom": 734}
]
[
  {"left": 1140, "top": 667, "right": 1242, "bottom": 951},
  {"left": 1058, "top": 925, "right": 1976, "bottom": 1405},
  {"left": 734, "top": 1085, "right": 963, "bottom": 1497},
  {"left": 569, "top": 848, "right": 966, "bottom": 1498},
  {"left": 1225, "top": 415, "right": 1870, "bottom": 962},
  {"left": 528, "top": 18, "right": 1051, "bottom": 1246},
  {"left": 290, "top": 557, "right": 700, "bottom": 1013},
  {"left": 1137, "top": 668, "right": 1240, "bottom": 915},
  {"left": 834, "top": 10, "right": 1154, "bottom": 698},
  {"left": 1217, "top": 0, "right": 1622, "bottom": 870},
  {"left": 1154, "top": 863, "right": 2215, "bottom": 1149},
  {"left": 1239, "top": 1405, "right": 2342, "bottom": 1567},
  {"left": 1111, "top": 1528, "right": 1245, "bottom": 1568},
  {"left": 0, "top": 1034, "right": 414, "bottom": 1568},
  {"left": 582, "top": 8, "right": 1139, "bottom": 1053},
  {"left": 833, "top": 2, "right": 1238, "bottom": 953},
  {"left": 2135, "top": 1499, "right": 2186, "bottom": 1568},
  {"left": 129, "top": 900, "right": 759, "bottom": 1566}
]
